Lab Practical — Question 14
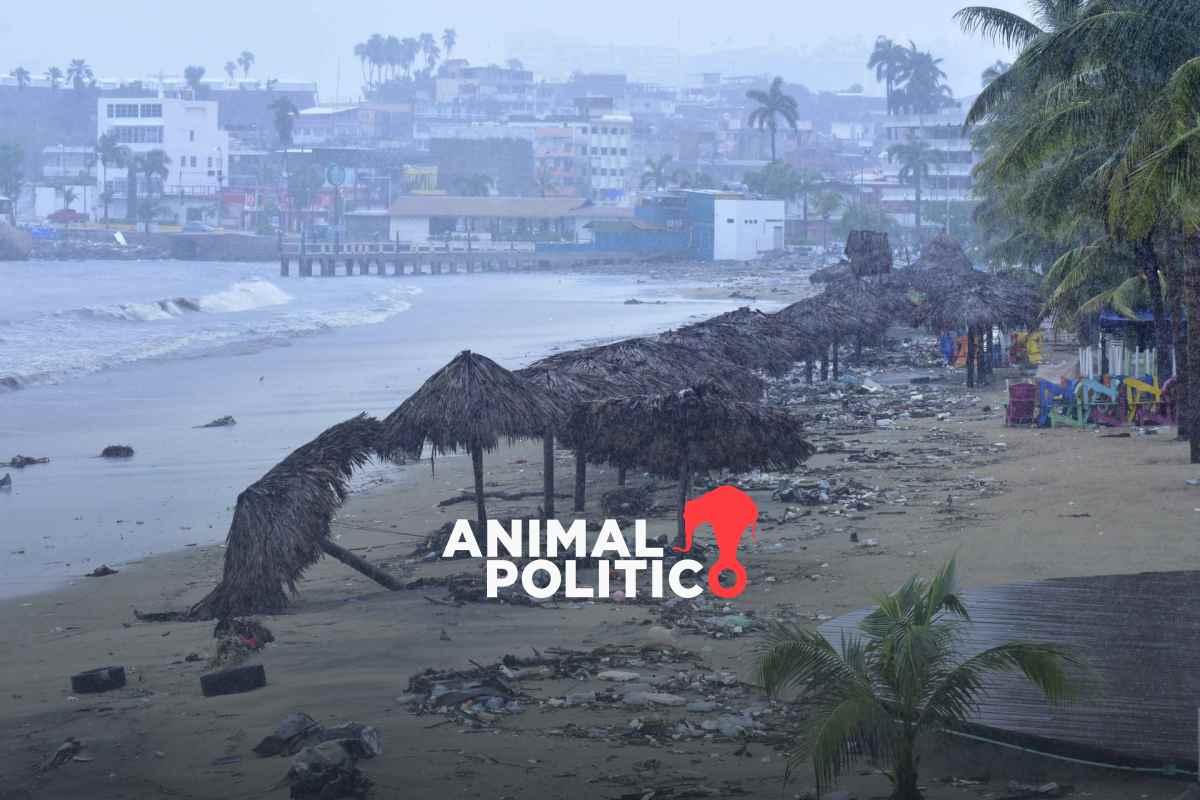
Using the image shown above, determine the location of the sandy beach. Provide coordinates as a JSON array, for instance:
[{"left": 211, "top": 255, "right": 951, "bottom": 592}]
[{"left": 3, "top": 330, "right": 1199, "bottom": 800}]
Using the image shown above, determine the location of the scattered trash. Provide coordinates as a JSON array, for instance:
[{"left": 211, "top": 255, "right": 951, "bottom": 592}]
[
  {"left": 100, "top": 445, "right": 134, "bottom": 458},
  {"left": 7, "top": 455, "right": 49, "bottom": 468},
  {"left": 201, "top": 663, "right": 267, "bottom": 697},
  {"left": 0, "top": 473, "right": 9, "bottom": 489},
  {"left": 196, "top": 415, "right": 237, "bottom": 428},
  {"left": 85, "top": 564, "right": 118, "bottom": 577},
  {"left": 40, "top": 737, "right": 83, "bottom": 772},
  {"left": 70, "top": 665, "right": 126, "bottom": 694},
  {"left": 209, "top": 617, "right": 274, "bottom": 668}
]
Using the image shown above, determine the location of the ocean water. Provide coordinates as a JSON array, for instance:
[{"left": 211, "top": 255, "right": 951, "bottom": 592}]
[{"left": 0, "top": 260, "right": 745, "bottom": 596}]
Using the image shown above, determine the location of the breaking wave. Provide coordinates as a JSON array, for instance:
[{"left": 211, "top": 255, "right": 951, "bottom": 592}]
[{"left": 76, "top": 280, "right": 292, "bottom": 322}]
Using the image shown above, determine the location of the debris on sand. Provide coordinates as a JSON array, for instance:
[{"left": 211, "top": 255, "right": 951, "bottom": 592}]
[
  {"left": 269, "top": 717, "right": 381, "bottom": 800},
  {"left": 39, "top": 737, "right": 83, "bottom": 772},
  {"left": 0, "top": 473, "right": 10, "bottom": 489},
  {"left": 7, "top": 455, "right": 49, "bottom": 468},
  {"left": 70, "top": 665, "right": 127, "bottom": 694},
  {"left": 601, "top": 485, "right": 657, "bottom": 517},
  {"left": 100, "top": 445, "right": 134, "bottom": 458},
  {"left": 210, "top": 617, "right": 274, "bottom": 668},
  {"left": 85, "top": 564, "right": 118, "bottom": 577},
  {"left": 196, "top": 415, "right": 237, "bottom": 428}
]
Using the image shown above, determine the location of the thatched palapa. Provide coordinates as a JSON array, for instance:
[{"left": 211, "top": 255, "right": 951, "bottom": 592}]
[
  {"left": 515, "top": 365, "right": 617, "bottom": 516},
  {"left": 188, "top": 413, "right": 391, "bottom": 620},
  {"left": 661, "top": 306, "right": 809, "bottom": 378},
  {"left": 567, "top": 384, "right": 814, "bottom": 542},
  {"left": 380, "top": 350, "right": 555, "bottom": 531}
]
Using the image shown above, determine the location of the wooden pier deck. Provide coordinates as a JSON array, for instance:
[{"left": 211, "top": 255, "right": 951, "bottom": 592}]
[
  {"left": 277, "top": 240, "right": 629, "bottom": 277},
  {"left": 822, "top": 570, "right": 1200, "bottom": 770}
]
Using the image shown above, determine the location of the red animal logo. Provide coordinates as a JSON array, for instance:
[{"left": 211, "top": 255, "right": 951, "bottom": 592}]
[{"left": 675, "top": 486, "right": 758, "bottom": 599}]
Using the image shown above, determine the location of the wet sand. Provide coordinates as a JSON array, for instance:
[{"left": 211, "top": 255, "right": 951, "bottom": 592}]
[{"left": 3, "top": 347, "right": 1199, "bottom": 799}]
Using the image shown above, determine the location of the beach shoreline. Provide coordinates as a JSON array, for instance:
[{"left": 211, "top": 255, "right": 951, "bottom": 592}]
[
  {"left": 3, "top": 331, "right": 1200, "bottom": 799},
  {"left": 1, "top": 260, "right": 811, "bottom": 599}
]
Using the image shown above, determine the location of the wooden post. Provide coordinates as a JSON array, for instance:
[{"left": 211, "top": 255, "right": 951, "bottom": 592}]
[
  {"left": 675, "top": 458, "right": 691, "bottom": 549},
  {"left": 820, "top": 347, "right": 829, "bottom": 381},
  {"left": 573, "top": 448, "right": 586, "bottom": 512},
  {"left": 471, "top": 445, "right": 487, "bottom": 534},
  {"left": 966, "top": 325, "right": 977, "bottom": 388},
  {"left": 617, "top": 465, "right": 627, "bottom": 486},
  {"left": 542, "top": 431, "right": 555, "bottom": 518},
  {"left": 320, "top": 539, "right": 401, "bottom": 591},
  {"left": 976, "top": 327, "right": 987, "bottom": 385},
  {"left": 832, "top": 338, "right": 840, "bottom": 380},
  {"left": 280, "top": 257, "right": 289, "bottom": 277},
  {"left": 805, "top": 358, "right": 813, "bottom": 385}
]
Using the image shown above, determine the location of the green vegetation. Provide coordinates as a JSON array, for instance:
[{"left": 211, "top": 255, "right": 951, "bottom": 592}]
[
  {"left": 640, "top": 154, "right": 673, "bottom": 191},
  {"left": 746, "top": 76, "right": 799, "bottom": 161},
  {"left": 958, "top": 0, "right": 1200, "bottom": 460},
  {"left": 354, "top": 29, "right": 453, "bottom": 92},
  {"left": 0, "top": 143, "right": 24, "bottom": 199},
  {"left": 867, "top": 37, "right": 956, "bottom": 116},
  {"left": 758, "top": 560, "right": 1076, "bottom": 800}
]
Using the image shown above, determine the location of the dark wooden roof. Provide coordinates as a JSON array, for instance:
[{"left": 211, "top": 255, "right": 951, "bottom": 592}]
[{"left": 822, "top": 570, "right": 1200, "bottom": 769}]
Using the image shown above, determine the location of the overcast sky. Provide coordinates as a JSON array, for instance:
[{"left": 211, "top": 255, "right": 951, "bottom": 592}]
[{"left": 1, "top": 0, "right": 1026, "bottom": 99}]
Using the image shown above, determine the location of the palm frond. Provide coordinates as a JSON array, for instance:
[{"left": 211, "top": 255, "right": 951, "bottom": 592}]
[
  {"left": 920, "top": 642, "right": 1078, "bottom": 726},
  {"left": 955, "top": 6, "right": 1044, "bottom": 49}
]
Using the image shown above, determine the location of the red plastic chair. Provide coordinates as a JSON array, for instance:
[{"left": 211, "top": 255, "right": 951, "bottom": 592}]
[{"left": 1005, "top": 382, "right": 1037, "bottom": 426}]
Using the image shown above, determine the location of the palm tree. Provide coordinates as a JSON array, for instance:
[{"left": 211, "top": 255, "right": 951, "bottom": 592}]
[
  {"left": 10, "top": 67, "right": 30, "bottom": 90},
  {"left": 126, "top": 150, "right": 171, "bottom": 230},
  {"left": 237, "top": 50, "right": 255, "bottom": 78},
  {"left": 640, "top": 154, "right": 673, "bottom": 191},
  {"left": 746, "top": 76, "right": 799, "bottom": 161},
  {"left": 867, "top": 37, "right": 911, "bottom": 116},
  {"left": 794, "top": 168, "right": 824, "bottom": 230},
  {"left": 183, "top": 65, "right": 206, "bottom": 98},
  {"left": 95, "top": 133, "right": 128, "bottom": 223},
  {"left": 270, "top": 97, "right": 298, "bottom": 146},
  {"left": 758, "top": 560, "right": 1075, "bottom": 800},
  {"left": 0, "top": 144, "right": 24, "bottom": 200},
  {"left": 45, "top": 67, "right": 63, "bottom": 90},
  {"left": 418, "top": 32, "right": 440, "bottom": 74},
  {"left": 66, "top": 59, "right": 93, "bottom": 91},
  {"left": 980, "top": 59, "right": 1010, "bottom": 88},
  {"left": 366, "top": 33, "right": 386, "bottom": 84},
  {"left": 400, "top": 38, "right": 420, "bottom": 79},
  {"left": 59, "top": 186, "right": 77, "bottom": 210},
  {"left": 814, "top": 191, "right": 844, "bottom": 251},
  {"left": 442, "top": 28, "right": 457, "bottom": 59},
  {"left": 896, "top": 44, "right": 954, "bottom": 114},
  {"left": 224, "top": 60, "right": 238, "bottom": 82},
  {"left": 354, "top": 41, "right": 370, "bottom": 85},
  {"left": 888, "top": 136, "right": 942, "bottom": 243}
]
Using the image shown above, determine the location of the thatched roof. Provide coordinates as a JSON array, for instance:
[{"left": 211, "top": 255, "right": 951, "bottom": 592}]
[
  {"left": 565, "top": 383, "right": 814, "bottom": 478},
  {"left": 660, "top": 307, "right": 809, "bottom": 376},
  {"left": 910, "top": 233, "right": 974, "bottom": 272},
  {"left": 809, "top": 262, "right": 853, "bottom": 284},
  {"left": 529, "top": 336, "right": 765, "bottom": 401},
  {"left": 188, "top": 413, "right": 383, "bottom": 619},
  {"left": 380, "top": 350, "right": 555, "bottom": 458},
  {"left": 514, "top": 365, "right": 617, "bottom": 425},
  {"left": 901, "top": 265, "right": 1041, "bottom": 330}
]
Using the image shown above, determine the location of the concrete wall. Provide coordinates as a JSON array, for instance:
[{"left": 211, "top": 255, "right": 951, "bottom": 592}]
[
  {"left": 712, "top": 198, "right": 785, "bottom": 261},
  {"left": 388, "top": 215, "right": 430, "bottom": 242}
]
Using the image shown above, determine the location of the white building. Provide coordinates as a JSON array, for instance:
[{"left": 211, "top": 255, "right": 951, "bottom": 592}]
[
  {"left": 880, "top": 102, "right": 977, "bottom": 231},
  {"left": 585, "top": 112, "right": 632, "bottom": 203},
  {"left": 96, "top": 96, "right": 230, "bottom": 223},
  {"left": 712, "top": 196, "right": 786, "bottom": 260}
]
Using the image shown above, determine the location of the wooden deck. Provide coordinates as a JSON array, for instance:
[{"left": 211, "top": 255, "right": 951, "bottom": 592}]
[{"left": 822, "top": 570, "right": 1200, "bottom": 770}]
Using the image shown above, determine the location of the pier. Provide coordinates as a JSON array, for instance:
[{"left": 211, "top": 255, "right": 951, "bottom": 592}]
[{"left": 278, "top": 239, "right": 626, "bottom": 277}]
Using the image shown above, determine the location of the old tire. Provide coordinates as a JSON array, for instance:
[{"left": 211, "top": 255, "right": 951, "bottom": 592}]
[
  {"left": 201, "top": 664, "right": 266, "bottom": 697},
  {"left": 70, "top": 666, "right": 127, "bottom": 694}
]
